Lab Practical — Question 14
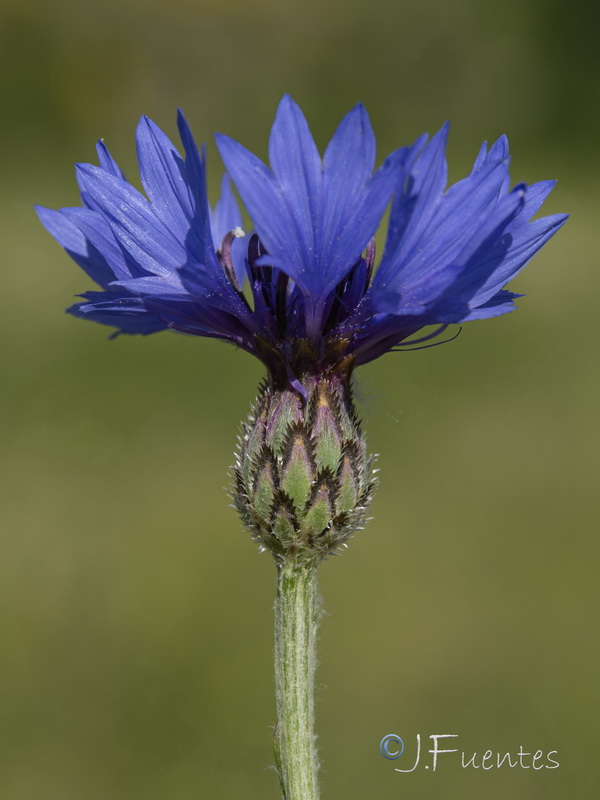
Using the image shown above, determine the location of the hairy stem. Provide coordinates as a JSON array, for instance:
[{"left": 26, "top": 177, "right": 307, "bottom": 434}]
[{"left": 274, "top": 557, "right": 320, "bottom": 800}]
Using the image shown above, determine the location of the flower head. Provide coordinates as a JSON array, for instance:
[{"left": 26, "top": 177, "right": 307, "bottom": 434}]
[
  {"left": 37, "top": 97, "right": 567, "bottom": 559},
  {"left": 37, "top": 95, "right": 566, "bottom": 391}
]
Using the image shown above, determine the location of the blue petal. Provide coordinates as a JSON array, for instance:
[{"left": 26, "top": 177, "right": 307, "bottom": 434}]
[
  {"left": 470, "top": 140, "right": 489, "bottom": 173},
  {"left": 369, "top": 262, "right": 465, "bottom": 315},
  {"left": 377, "top": 133, "right": 429, "bottom": 257},
  {"left": 96, "top": 140, "right": 125, "bottom": 179},
  {"left": 324, "top": 103, "right": 375, "bottom": 187},
  {"left": 379, "top": 123, "right": 450, "bottom": 281},
  {"left": 516, "top": 179, "right": 558, "bottom": 221},
  {"left": 377, "top": 157, "right": 512, "bottom": 294},
  {"left": 110, "top": 275, "right": 180, "bottom": 294},
  {"left": 420, "top": 186, "right": 527, "bottom": 307},
  {"left": 268, "top": 95, "right": 322, "bottom": 266},
  {"left": 142, "top": 295, "right": 258, "bottom": 352},
  {"left": 215, "top": 132, "right": 299, "bottom": 275},
  {"left": 136, "top": 115, "right": 193, "bottom": 238},
  {"left": 61, "top": 207, "right": 143, "bottom": 282},
  {"left": 68, "top": 291, "right": 168, "bottom": 335},
  {"left": 466, "top": 211, "right": 568, "bottom": 306},
  {"left": 113, "top": 269, "right": 254, "bottom": 328},
  {"left": 462, "top": 290, "right": 522, "bottom": 320},
  {"left": 318, "top": 105, "right": 402, "bottom": 292},
  {"left": 175, "top": 111, "right": 253, "bottom": 309},
  {"left": 486, "top": 134, "right": 510, "bottom": 163},
  {"left": 76, "top": 141, "right": 125, "bottom": 211},
  {"left": 373, "top": 136, "right": 515, "bottom": 316},
  {"left": 75, "top": 163, "right": 186, "bottom": 284},
  {"left": 35, "top": 205, "right": 121, "bottom": 287},
  {"left": 176, "top": 110, "right": 220, "bottom": 267}
]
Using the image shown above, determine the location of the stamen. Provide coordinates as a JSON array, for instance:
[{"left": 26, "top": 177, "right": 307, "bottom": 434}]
[
  {"left": 392, "top": 325, "right": 462, "bottom": 351},
  {"left": 365, "top": 238, "right": 376, "bottom": 289},
  {"left": 218, "top": 228, "right": 252, "bottom": 312},
  {"left": 394, "top": 324, "right": 448, "bottom": 347},
  {"left": 219, "top": 228, "right": 245, "bottom": 293},
  {"left": 247, "top": 234, "right": 291, "bottom": 335}
]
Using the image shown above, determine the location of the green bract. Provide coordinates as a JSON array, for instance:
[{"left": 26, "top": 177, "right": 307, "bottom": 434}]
[{"left": 233, "top": 377, "right": 376, "bottom": 563}]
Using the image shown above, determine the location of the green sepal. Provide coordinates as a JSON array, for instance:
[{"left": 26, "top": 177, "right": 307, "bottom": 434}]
[
  {"left": 335, "top": 449, "right": 359, "bottom": 515},
  {"left": 300, "top": 479, "right": 334, "bottom": 539},
  {"left": 281, "top": 425, "right": 314, "bottom": 513},
  {"left": 266, "top": 392, "right": 302, "bottom": 455},
  {"left": 312, "top": 392, "right": 343, "bottom": 473},
  {"left": 271, "top": 494, "right": 298, "bottom": 545},
  {"left": 252, "top": 448, "right": 277, "bottom": 520}
]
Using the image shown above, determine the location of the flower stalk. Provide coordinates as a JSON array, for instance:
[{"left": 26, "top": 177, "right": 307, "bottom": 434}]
[
  {"left": 234, "top": 374, "right": 374, "bottom": 798},
  {"left": 274, "top": 556, "right": 321, "bottom": 800}
]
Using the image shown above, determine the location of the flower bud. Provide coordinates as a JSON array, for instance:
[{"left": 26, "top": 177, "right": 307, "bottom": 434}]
[{"left": 233, "top": 376, "right": 376, "bottom": 563}]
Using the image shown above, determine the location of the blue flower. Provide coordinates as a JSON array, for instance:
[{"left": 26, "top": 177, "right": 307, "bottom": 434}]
[{"left": 37, "top": 95, "right": 566, "bottom": 387}]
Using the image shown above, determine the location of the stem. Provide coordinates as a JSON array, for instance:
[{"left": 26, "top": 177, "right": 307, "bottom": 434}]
[{"left": 274, "top": 557, "right": 320, "bottom": 800}]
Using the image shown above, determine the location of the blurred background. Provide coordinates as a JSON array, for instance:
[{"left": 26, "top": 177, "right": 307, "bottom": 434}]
[{"left": 1, "top": 0, "right": 597, "bottom": 797}]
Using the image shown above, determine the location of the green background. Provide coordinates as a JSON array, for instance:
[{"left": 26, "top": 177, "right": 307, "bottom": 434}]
[{"left": 1, "top": 0, "right": 597, "bottom": 797}]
